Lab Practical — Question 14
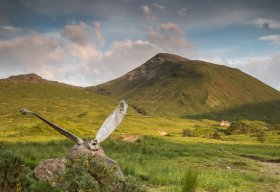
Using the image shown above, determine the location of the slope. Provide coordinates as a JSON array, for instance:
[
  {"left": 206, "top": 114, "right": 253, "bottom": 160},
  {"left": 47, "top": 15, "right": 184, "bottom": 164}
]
[
  {"left": 87, "top": 53, "right": 280, "bottom": 122},
  {"left": 0, "top": 74, "right": 121, "bottom": 141},
  {"left": 1, "top": 73, "right": 211, "bottom": 142}
]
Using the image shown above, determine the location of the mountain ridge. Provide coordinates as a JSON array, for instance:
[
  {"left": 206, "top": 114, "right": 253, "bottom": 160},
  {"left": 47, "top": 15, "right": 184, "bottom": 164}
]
[{"left": 0, "top": 73, "right": 81, "bottom": 88}]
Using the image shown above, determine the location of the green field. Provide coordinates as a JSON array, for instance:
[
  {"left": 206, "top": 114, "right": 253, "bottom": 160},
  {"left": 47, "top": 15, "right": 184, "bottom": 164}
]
[
  {"left": 0, "top": 78, "right": 280, "bottom": 191},
  {"left": 1, "top": 132, "right": 280, "bottom": 191}
]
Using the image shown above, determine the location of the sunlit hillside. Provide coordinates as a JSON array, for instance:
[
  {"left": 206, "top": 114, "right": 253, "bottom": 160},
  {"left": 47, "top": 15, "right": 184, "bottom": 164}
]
[{"left": 88, "top": 53, "right": 280, "bottom": 123}]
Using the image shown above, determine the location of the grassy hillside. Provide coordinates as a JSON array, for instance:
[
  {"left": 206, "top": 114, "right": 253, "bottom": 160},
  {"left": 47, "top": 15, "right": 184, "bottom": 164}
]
[
  {"left": 88, "top": 53, "right": 280, "bottom": 123},
  {"left": 0, "top": 74, "right": 221, "bottom": 142},
  {"left": 0, "top": 74, "right": 279, "bottom": 191},
  {"left": 0, "top": 74, "right": 119, "bottom": 141}
]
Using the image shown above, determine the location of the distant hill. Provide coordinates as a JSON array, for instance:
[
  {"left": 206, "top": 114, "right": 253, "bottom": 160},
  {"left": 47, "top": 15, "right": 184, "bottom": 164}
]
[
  {"left": 6, "top": 73, "right": 44, "bottom": 82},
  {"left": 3, "top": 73, "right": 77, "bottom": 87},
  {"left": 0, "top": 74, "right": 121, "bottom": 140},
  {"left": 87, "top": 53, "right": 280, "bottom": 123},
  {"left": 0, "top": 73, "right": 214, "bottom": 142}
]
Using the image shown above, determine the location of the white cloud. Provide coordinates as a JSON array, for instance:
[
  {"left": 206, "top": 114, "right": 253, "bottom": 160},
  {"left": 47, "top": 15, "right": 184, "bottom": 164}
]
[
  {"left": 153, "top": 3, "right": 165, "bottom": 11},
  {"left": 247, "top": 18, "right": 280, "bottom": 29},
  {"left": 1, "top": 25, "right": 20, "bottom": 31},
  {"left": 237, "top": 54, "right": 280, "bottom": 90},
  {"left": 0, "top": 32, "right": 66, "bottom": 80},
  {"left": 0, "top": 22, "right": 161, "bottom": 86},
  {"left": 0, "top": 32, "right": 64, "bottom": 68},
  {"left": 60, "top": 22, "right": 90, "bottom": 45},
  {"left": 200, "top": 54, "right": 280, "bottom": 90},
  {"left": 177, "top": 8, "right": 187, "bottom": 18},
  {"left": 160, "top": 23, "right": 183, "bottom": 33},
  {"left": 60, "top": 21, "right": 105, "bottom": 46},
  {"left": 94, "top": 21, "right": 105, "bottom": 46},
  {"left": 259, "top": 35, "right": 280, "bottom": 44},
  {"left": 147, "top": 23, "right": 197, "bottom": 58},
  {"left": 0, "top": 25, "right": 31, "bottom": 39},
  {"left": 140, "top": 4, "right": 155, "bottom": 21}
]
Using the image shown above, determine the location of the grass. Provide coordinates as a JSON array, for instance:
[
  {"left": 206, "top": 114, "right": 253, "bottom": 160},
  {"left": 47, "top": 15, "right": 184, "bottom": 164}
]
[
  {"left": 181, "top": 169, "right": 198, "bottom": 192},
  {"left": 88, "top": 54, "right": 280, "bottom": 122},
  {"left": 1, "top": 134, "right": 279, "bottom": 191},
  {"left": 0, "top": 78, "right": 279, "bottom": 191}
]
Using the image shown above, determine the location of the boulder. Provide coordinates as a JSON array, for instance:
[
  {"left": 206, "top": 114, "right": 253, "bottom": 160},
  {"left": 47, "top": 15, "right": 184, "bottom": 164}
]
[
  {"left": 34, "top": 152, "right": 124, "bottom": 186},
  {"left": 34, "top": 157, "right": 66, "bottom": 186}
]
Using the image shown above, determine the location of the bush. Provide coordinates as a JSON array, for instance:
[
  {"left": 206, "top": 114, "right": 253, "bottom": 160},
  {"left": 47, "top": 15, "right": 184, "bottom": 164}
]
[
  {"left": 181, "top": 169, "right": 198, "bottom": 192},
  {"left": 182, "top": 129, "right": 193, "bottom": 137},
  {"left": 256, "top": 130, "right": 267, "bottom": 143},
  {"left": 269, "top": 124, "right": 280, "bottom": 131},
  {"left": 192, "top": 126, "right": 213, "bottom": 138},
  {"left": 0, "top": 152, "right": 34, "bottom": 192},
  {"left": 212, "top": 132, "right": 221, "bottom": 140},
  {"left": 30, "top": 181, "right": 58, "bottom": 192},
  {"left": 55, "top": 155, "right": 147, "bottom": 192},
  {"left": 131, "top": 104, "right": 150, "bottom": 116},
  {"left": 0, "top": 153, "right": 146, "bottom": 192},
  {"left": 182, "top": 127, "right": 215, "bottom": 138},
  {"left": 226, "top": 120, "right": 265, "bottom": 135}
]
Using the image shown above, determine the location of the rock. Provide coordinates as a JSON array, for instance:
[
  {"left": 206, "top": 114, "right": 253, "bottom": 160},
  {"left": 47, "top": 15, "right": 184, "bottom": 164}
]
[
  {"left": 158, "top": 130, "right": 169, "bottom": 136},
  {"left": 122, "top": 135, "right": 140, "bottom": 143},
  {"left": 34, "top": 148, "right": 125, "bottom": 186},
  {"left": 226, "top": 166, "right": 232, "bottom": 171},
  {"left": 70, "top": 143, "right": 107, "bottom": 158},
  {"left": 220, "top": 120, "right": 231, "bottom": 127},
  {"left": 70, "top": 144, "right": 125, "bottom": 178},
  {"left": 34, "top": 157, "right": 66, "bottom": 186}
]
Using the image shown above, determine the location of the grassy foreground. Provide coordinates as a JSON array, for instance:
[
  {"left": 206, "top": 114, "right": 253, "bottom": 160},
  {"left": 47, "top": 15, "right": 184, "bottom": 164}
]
[{"left": 1, "top": 113, "right": 279, "bottom": 191}]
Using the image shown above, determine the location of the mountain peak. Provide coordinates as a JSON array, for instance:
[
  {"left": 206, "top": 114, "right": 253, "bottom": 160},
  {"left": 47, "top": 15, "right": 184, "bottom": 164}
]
[
  {"left": 150, "top": 53, "right": 189, "bottom": 63},
  {"left": 123, "top": 53, "right": 189, "bottom": 80},
  {"left": 6, "top": 73, "right": 44, "bottom": 82}
]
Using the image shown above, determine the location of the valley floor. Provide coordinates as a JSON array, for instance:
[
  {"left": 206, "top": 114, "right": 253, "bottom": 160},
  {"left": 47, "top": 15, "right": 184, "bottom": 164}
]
[{"left": 1, "top": 131, "right": 279, "bottom": 192}]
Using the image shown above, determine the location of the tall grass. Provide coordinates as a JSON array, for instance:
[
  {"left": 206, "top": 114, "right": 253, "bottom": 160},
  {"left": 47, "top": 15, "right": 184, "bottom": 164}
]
[
  {"left": 181, "top": 169, "right": 198, "bottom": 192},
  {"left": 1, "top": 136, "right": 279, "bottom": 191}
]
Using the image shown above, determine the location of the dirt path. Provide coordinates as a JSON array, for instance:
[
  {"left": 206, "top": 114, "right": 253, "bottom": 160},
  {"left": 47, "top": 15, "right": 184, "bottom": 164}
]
[
  {"left": 241, "top": 155, "right": 280, "bottom": 191},
  {"left": 241, "top": 155, "right": 280, "bottom": 177},
  {"left": 259, "top": 161, "right": 280, "bottom": 177}
]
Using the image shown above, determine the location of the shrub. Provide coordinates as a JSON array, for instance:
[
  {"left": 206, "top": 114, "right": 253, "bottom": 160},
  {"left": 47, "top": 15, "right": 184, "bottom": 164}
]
[
  {"left": 226, "top": 120, "right": 265, "bottom": 135},
  {"left": 55, "top": 155, "right": 147, "bottom": 192},
  {"left": 181, "top": 169, "right": 198, "bottom": 192},
  {"left": 131, "top": 104, "right": 150, "bottom": 116},
  {"left": 0, "top": 152, "right": 34, "bottom": 192},
  {"left": 256, "top": 130, "right": 267, "bottom": 143},
  {"left": 212, "top": 132, "right": 221, "bottom": 140},
  {"left": 269, "top": 124, "right": 280, "bottom": 131},
  {"left": 0, "top": 153, "right": 146, "bottom": 192},
  {"left": 30, "top": 181, "right": 58, "bottom": 192},
  {"left": 182, "top": 129, "right": 193, "bottom": 137},
  {"left": 192, "top": 127, "right": 213, "bottom": 138},
  {"left": 182, "top": 127, "right": 215, "bottom": 138}
]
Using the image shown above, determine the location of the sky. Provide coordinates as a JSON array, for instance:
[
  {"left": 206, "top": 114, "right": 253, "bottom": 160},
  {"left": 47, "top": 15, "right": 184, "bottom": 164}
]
[{"left": 0, "top": 0, "right": 279, "bottom": 90}]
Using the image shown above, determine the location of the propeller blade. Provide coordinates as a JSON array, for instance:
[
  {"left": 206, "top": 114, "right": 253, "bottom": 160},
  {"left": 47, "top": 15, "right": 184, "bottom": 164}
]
[
  {"left": 20, "top": 108, "right": 84, "bottom": 145},
  {"left": 95, "top": 100, "right": 128, "bottom": 143}
]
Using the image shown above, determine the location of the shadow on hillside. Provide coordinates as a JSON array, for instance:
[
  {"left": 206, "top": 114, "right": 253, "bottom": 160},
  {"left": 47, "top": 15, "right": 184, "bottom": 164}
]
[{"left": 183, "top": 100, "right": 280, "bottom": 123}]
